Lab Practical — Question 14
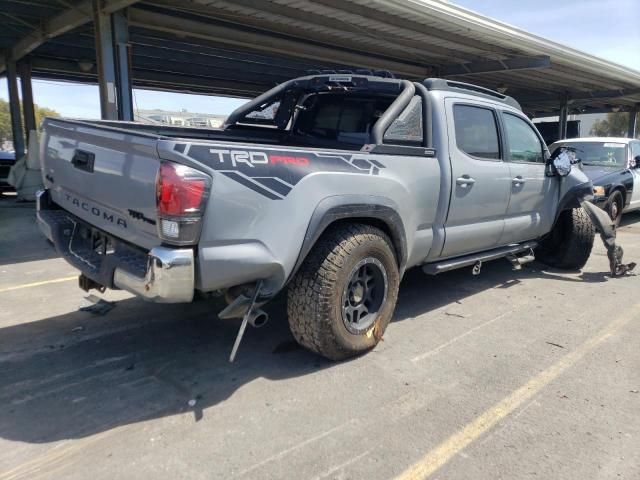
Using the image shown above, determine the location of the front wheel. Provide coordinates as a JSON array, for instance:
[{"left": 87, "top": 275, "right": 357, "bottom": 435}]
[
  {"left": 607, "top": 190, "right": 624, "bottom": 226},
  {"left": 535, "top": 207, "right": 595, "bottom": 270},
  {"left": 287, "top": 224, "right": 400, "bottom": 360}
]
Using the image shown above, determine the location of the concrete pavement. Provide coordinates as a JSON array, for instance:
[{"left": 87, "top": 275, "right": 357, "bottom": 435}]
[{"left": 1, "top": 198, "right": 639, "bottom": 479}]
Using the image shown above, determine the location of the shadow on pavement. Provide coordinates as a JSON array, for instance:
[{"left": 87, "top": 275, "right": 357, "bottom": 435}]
[
  {"left": 0, "top": 257, "right": 616, "bottom": 444},
  {"left": 0, "top": 200, "right": 59, "bottom": 266}
]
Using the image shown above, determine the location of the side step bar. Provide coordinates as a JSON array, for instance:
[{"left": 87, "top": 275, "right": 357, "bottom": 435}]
[{"left": 422, "top": 242, "right": 537, "bottom": 275}]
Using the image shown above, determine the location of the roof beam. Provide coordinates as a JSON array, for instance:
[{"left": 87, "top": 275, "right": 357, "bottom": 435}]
[
  {"left": 28, "top": 56, "right": 264, "bottom": 97},
  {"left": 312, "top": 0, "right": 512, "bottom": 57},
  {"left": 127, "top": 7, "right": 429, "bottom": 78},
  {"left": 153, "top": 0, "right": 458, "bottom": 62},
  {"left": 0, "top": 0, "right": 139, "bottom": 73},
  {"left": 441, "top": 55, "right": 551, "bottom": 76},
  {"left": 519, "top": 87, "right": 640, "bottom": 104}
]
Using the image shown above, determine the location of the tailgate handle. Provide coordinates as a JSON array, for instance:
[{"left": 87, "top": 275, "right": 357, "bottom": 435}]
[{"left": 71, "top": 150, "right": 95, "bottom": 173}]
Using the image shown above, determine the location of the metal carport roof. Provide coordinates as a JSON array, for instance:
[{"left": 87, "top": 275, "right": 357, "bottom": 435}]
[{"left": 1, "top": 0, "right": 640, "bottom": 117}]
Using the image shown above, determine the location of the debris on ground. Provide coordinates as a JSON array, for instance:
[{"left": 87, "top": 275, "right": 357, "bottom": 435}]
[{"left": 444, "top": 312, "right": 467, "bottom": 318}]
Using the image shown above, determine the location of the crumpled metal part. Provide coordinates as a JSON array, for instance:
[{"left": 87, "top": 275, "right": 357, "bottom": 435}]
[{"left": 580, "top": 200, "right": 636, "bottom": 277}]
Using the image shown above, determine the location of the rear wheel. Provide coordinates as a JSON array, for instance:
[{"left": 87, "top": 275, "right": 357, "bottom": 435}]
[
  {"left": 287, "top": 224, "right": 400, "bottom": 360},
  {"left": 536, "top": 207, "right": 595, "bottom": 270},
  {"left": 607, "top": 190, "right": 624, "bottom": 226}
]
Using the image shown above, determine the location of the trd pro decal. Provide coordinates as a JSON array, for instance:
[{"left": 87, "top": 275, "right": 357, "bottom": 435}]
[{"left": 174, "top": 144, "right": 385, "bottom": 200}]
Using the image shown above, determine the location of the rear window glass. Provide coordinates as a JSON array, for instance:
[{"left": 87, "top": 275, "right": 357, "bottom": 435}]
[
  {"left": 293, "top": 94, "right": 394, "bottom": 146},
  {"left": 453, "top": 105, "right": 500, "bottom": 159},
  {"left": 384, "top": 96, "right": 423, "bottom": 145}
]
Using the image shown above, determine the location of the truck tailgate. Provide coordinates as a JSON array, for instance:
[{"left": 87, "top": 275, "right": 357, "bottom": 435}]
[{"left": 41, "top": 119, "right": 161, "bottom": 250}]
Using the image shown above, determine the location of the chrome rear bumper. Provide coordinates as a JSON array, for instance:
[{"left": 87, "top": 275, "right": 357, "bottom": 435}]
[
  {"left": 113, "top": 247, "right": 195, "bottom": 303},
  {"left": 37, "top": 189, "right": 195, "bottom": 303}
]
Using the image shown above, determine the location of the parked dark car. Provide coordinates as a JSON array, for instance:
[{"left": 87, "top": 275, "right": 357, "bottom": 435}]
[
  {"left": 549, "top": 137, "right": 640, "bottom": 225},
  {"left": 0, "top": 151, "right": 16, "bottom": 193}
]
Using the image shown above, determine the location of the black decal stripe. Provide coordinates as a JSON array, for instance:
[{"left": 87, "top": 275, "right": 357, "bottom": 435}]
[
  {"left": 253, "top": 177, "right": 293, "bottom": 196},
  {"left": 183, "top": 145, "right": 386, "bottom": 199},
  {"left": 221, "top": 172, "right": 282, "bottom": 200}
]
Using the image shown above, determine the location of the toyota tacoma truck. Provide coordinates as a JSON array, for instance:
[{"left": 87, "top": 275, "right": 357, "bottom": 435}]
[{"left": 37, "top": 73, "right": 598, "bottom": 360}]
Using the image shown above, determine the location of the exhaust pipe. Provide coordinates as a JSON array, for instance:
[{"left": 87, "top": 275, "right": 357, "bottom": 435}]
[{"left": 247, "top": 309, "right": 269, "bottom": 328}]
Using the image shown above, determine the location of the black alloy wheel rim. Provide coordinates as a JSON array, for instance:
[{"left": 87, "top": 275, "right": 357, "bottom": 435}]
[{"left": 341, "top": 257, "right": 388, "bottom": 334}]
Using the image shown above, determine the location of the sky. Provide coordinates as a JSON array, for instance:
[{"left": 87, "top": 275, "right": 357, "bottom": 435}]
[{"left": 1, "top": 0, "right": 639, "bottom": 119}]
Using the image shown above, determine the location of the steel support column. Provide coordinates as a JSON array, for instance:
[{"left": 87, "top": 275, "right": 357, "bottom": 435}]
[
  {"left": 93, "top": 1, "right": 132, "bottom": 120},
  {"left": 558, "top": 97, "right": 569, "bottom": 140},
  {"left": 18, "top": 60, "right": 37, "bottom": 140},
  {"left": 628, "top": 105, "right": 638, "bottom": 139},
  {"left": 93, "top": 0, "right": 118, "bottom": 119},
  {"left": 113, "top": 10, "right": 133, "bottom": 121},
  {"left": 5, "top": 59, "right": 25, "bottom": 158}
]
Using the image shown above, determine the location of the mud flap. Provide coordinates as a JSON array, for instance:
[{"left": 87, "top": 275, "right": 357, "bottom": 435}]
[{"left": 580, "top": 200, "right": 636, "bottom": 277}]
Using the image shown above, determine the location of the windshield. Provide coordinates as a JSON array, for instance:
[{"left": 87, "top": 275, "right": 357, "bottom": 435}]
[{"left": 552, "top": 141, "right": 628, "bottom": 167}]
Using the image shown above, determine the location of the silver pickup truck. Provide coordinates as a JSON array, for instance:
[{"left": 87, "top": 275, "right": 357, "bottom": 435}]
[{"left": 37, "top": 74, "right": 598, "bottom": 360}]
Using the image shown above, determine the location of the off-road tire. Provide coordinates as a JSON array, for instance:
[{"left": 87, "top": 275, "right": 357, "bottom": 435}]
[
  {"left": 535, "top": 207, "right": 595, "bottom": 270},
  {"left": 606, "top": 190, "right": 624, "bottom": 227},
  {"left": 287, "top": 224, "right": 400, "bottom": 360}
]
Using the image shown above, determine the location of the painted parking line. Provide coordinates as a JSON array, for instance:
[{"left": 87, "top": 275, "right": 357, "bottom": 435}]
[
  {"left": 395, "top": 302, "right": 640, "bottom": 480},
  {"left": 0, "top": 276, "right": 77, "bottom": 294}
]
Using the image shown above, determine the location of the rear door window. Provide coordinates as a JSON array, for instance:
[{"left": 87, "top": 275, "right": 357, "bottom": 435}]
[{"left": 453, "top": 105, "right": 500, "bottom": 160}]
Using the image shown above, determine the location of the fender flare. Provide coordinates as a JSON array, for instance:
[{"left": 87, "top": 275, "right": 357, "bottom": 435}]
[
  {"left": 555, "top": 181, "right": 594, "bottom": 221},
  {"left": 289, "top": 195, "right": 408, "bottom": 282}
]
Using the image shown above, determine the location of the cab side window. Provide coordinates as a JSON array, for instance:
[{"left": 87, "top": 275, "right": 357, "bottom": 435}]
[
  {"left": 503, "top": 113, "right": 545, "bottom": 163},
  {"left": 453, "top": 105, "right": 500, "bottom": 160},
  {"left": 384, "top": 96, "right": 423, "bottom": 145}
]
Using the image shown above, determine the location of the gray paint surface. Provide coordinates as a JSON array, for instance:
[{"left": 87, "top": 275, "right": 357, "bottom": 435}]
[{"left": 40, "top": 84, "right": 590, "bottom": 296}]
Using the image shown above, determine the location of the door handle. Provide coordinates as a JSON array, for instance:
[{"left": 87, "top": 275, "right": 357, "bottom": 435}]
[
  {"left": 456, "top": 176, "right": 476, "bottom": 187},
  {"left": 512, "top": 176, "right": 526, "bottom": 186}
]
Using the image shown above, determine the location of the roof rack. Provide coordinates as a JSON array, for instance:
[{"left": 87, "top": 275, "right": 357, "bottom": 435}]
[
  {"left": 423, "top": 78, "right": 521, "bottom": 110},
  {"left": 305, "top": 69, "right": 395, "bottom": 78}
]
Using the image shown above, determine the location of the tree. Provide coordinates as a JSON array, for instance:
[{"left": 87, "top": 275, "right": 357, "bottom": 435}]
[
  {"left": 590, "top": 112, "right": 640, "bottom": 138},
  {"left": 35, "top": 106, "right": 60, "bottom": 132},
  {"left": 0, "top": 99, "right": 60, "bottom": 147}
]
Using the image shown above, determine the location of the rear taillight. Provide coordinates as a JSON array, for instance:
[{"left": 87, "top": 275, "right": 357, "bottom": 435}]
[{"left": 156, "top": 162, "right": 211, "bottom": 245}]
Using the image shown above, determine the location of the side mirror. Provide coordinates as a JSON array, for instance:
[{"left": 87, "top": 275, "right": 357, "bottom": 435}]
[{"left": 550, "top": 147, "right": 575, "bottom": 176}]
